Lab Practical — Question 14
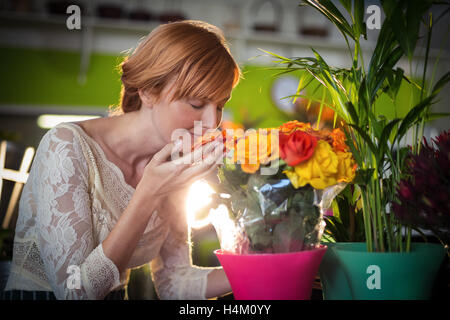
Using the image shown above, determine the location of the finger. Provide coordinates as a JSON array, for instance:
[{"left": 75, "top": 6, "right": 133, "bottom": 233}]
[
  {"left": 192, "top": 129, "right": 222, "bottom": 149},
  {"left": 152, "top": 140, "right": 182, "bottom": 164},
  {"left": 182, "top": 148, "right": 222, "bottom": 180},
  {"left": 173, "top": 140, "right": 220, "bottom": 166}
]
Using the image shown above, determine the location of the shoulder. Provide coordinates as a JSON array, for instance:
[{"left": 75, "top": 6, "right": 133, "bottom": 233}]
[
  {"left": 35, "top": 123, "right": 89, "bottom": 172},
  {"left": 38, "top": 123, "right": 88, "bottom": 153}
]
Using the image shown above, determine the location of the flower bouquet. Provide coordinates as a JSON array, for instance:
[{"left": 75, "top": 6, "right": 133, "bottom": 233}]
[{"left": 203, "top": 120, "right": 356, "bottom": 299}]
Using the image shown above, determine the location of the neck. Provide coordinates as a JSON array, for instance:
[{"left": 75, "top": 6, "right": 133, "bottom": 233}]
[{"left": 102, "top": 110, "right": 164, "bottom": 167}]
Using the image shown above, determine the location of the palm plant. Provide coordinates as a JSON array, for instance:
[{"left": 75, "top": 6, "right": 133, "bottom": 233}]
[{"left": 264, "top": 0, "right": 450, "bottom": 252}]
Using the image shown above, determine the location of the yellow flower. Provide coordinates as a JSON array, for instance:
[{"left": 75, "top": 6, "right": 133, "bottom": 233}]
[
  {"left": 336, "top": 151, "right": 356, "bottom": 183},
  {"left": 284, "top": 140, "right": 339, "bottom": 189}
]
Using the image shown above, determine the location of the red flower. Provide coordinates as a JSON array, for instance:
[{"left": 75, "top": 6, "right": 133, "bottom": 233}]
[{"left": 279, "top": 131, "right": 317, "bottom": 166}]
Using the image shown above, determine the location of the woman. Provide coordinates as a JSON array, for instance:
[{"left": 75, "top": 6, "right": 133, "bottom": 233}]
[{"left": 3, "top": 20, "right": 241, "bottom": 300}]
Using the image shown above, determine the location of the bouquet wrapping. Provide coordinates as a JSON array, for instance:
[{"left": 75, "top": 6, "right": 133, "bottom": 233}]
[{"left": 205, "top": 121, "right": 356, "bottom": 254}]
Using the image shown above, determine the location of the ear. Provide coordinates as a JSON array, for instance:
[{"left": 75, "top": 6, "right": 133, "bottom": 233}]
[{"left": 138, "top": 89, "right": 155, "bottom": 109}]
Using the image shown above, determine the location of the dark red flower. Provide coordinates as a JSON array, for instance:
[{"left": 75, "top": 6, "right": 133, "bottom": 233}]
[{"left": 392, "top": 130, "right": 450, "bottom": 245}]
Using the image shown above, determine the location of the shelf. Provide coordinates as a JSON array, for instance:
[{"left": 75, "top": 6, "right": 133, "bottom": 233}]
[
  {"left": 0, "top": 11, "right": 356, "bottom": 52},
  {"left": 1, "top": 10, "right": 447, "bottom": 81}
]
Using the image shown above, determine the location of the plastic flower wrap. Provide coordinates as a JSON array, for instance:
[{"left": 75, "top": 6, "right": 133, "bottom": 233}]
[{"left": 205, "top": 121, "right": 356, "bottom": 254}]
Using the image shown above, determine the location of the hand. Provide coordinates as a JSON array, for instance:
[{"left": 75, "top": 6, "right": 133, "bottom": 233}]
[{"left": 135, "top": 139, "right": 223, "bottom": 208}]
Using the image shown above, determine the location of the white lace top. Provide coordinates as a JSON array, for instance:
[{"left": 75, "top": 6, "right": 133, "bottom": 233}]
[{"left": 5, "top": 122, "right": 217, "bottom": 300}]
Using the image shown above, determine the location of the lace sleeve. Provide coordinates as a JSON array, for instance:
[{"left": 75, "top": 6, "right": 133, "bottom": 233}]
[
  {"left": 34, "top": 126, "right": 120, "bottom": 299},
  {"left": 150, "top": 224, "right": 219, "bottom": 300}
]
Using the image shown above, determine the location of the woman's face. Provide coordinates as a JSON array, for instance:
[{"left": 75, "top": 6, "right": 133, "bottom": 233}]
[{"left": 142, "top": 81, "right": 230, "bottom": 148}]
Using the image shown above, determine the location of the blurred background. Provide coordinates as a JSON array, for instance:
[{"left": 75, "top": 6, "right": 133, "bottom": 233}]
[{"left": 0, "top": 0, "right": 449, "bottom": 299}]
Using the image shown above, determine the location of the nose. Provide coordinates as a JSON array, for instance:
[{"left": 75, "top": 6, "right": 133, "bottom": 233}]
[{"left": 202, "top": 104, "right": 222, "bottom": 130}]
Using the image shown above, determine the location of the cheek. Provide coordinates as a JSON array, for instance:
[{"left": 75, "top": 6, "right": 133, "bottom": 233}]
[{"left": 162, "top": 103, "right": 200, "bottom": 133}]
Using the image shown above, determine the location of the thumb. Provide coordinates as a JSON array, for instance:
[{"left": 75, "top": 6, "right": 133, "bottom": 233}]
[{"left": 152, "top": 140, "right": 182, "bottom": 164}]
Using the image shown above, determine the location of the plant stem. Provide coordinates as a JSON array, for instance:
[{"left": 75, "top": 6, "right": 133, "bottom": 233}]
[
  {"left": 361, "top": 191, "right": 373, "bottom": 252},
  {"left": 406, "top": 226, "right": 412, "bottom": 252}
]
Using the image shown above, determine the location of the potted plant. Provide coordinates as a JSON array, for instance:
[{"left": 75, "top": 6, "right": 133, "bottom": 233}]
[
  {"left": 264, "top": 0, "right": 449, "bottom": 299},
  {"left": 200, "top": 121, "right": 355, "bottom": 300}
]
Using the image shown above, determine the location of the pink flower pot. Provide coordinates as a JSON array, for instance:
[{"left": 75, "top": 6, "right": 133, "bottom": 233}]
[{"left": 214, "top": 245, "right": 328, "bottom": 300}]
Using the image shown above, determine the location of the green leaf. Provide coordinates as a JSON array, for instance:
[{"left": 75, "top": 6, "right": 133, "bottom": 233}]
[
  {"left": 376, "top": 118, "right": 401, "bottom": 167},
  {"left": 405, "top": 1, "right": 433, "bottom": 58},
  {"left": 390, "top": 1, "right": 432, "bottom": 60},
  {"left": 395, "top": 95, "right": 435, "bottom": 143},
  {"left": 353, "top": 0, "right": 367, "bottom": 39},
  {"left": 368, "top": 112, "right": 383, "bottom": 140},
  {"left": 353, "top": 168, "right": 375, "bottom": 186},
  {"left": 343, "top": 126, "right": 363, "bottom": 165},
  {"left": 302, "top": 0, "right": 356, "bottom": 41},
  {"left": 345, "top": 101, "right": 359, "bottom": 125},
  {"left": 338, "top": 0, "right": 351, "bottom": 14},
  {"left": 336, "top": 195, "right": 350, "bottom": 229},
  {"left": 381, "top": 0, "right": 396, "bottom": 18},
  {"left": 424, "top": 112, "right": 450, "bottom": 122},
  {"left": 369, "top": 47, "right": 404, "bottom": 102},
  {"left": 431, "top": 71, "right": 450, "bottom": 96},
  {"left": 386, "top": 68, "right": 405, "bottom": 101},
  {"left": 357, "top": 78, "right": 370, "bottom": 124},
  {"left": 348, "top": 124, "right": 378, "bottom": 157}
]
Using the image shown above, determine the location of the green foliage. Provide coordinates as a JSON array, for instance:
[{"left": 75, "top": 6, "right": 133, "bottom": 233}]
[{"left": 323, "top": 185, "right": 365, "bottom": 243}]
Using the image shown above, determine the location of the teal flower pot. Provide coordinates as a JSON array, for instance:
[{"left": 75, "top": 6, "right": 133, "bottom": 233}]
[
  {"left": 319, "top": 242, "right": 352, "bottom": 300},
  {"left": 333, "top": 242, "right": 445, "bottom": 300}
]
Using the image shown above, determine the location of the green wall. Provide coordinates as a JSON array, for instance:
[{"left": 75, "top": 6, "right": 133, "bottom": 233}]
[
  {"left": 0, "top": 46, "right": 123, "bottom": 109},
  {"left": 0, "top": 46, "right": 420, "bottom": 125}
]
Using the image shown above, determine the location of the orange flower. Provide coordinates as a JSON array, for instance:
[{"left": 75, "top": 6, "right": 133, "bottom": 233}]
[
  {"left": 278, "top": 121, "right": 311, "bottom": 134},
  {"left": 192, "top": 130, "right": 222, "bottom": 151},
  {"left": 223, "top": 128, "right": 245, "bottom": 162},
  {"left": 330, "top": 128, "right": 349, "bottom": 152},
  {"left": 235, "top": 129, "right": 279, "bottom": 173}
]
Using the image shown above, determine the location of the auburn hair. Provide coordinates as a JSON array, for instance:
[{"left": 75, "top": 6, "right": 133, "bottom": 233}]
[{"left": 114, "top": 20, "right": 241, "bottom": 114}]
